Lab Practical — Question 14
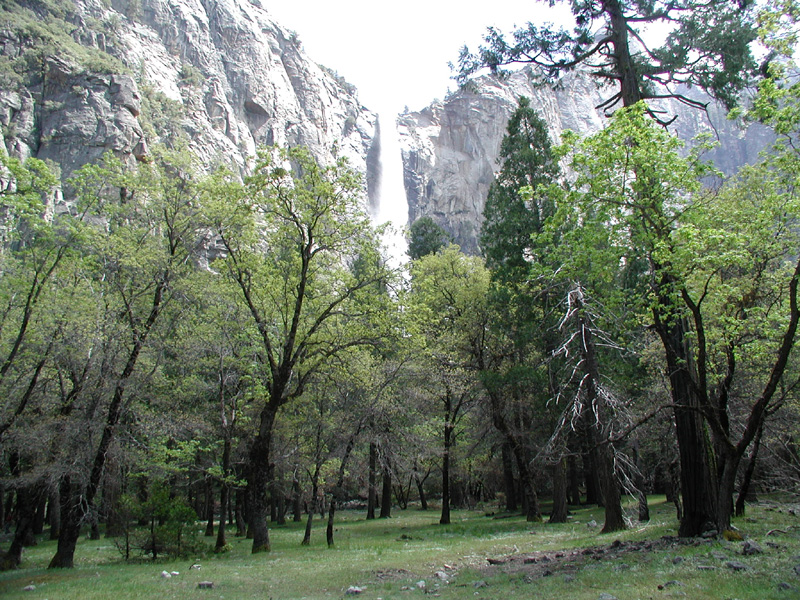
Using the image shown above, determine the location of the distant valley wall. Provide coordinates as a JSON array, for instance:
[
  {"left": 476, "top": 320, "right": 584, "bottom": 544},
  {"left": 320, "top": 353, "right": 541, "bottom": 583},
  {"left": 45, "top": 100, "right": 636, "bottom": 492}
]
[
  {"left": 0, "top": 0, "right": 377, "bottom": 204},
  {"left": 398, "top": 68, "right": 773, "bottom": 255}
]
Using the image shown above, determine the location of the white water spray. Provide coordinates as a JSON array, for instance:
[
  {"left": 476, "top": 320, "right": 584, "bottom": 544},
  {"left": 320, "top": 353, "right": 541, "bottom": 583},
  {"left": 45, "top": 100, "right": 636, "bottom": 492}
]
[{"left": 372, "top": 113, "right": 409, "bottom": 270}]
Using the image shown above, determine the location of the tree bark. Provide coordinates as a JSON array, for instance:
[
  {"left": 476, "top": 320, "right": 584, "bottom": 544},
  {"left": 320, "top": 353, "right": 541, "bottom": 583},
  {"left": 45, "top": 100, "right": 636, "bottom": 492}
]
[
  {"left": 735, "top": 424, "right": 762, "bottom": 517},
  {"left": 367, "top": 441, "right": 377, "bottom": 520},
  {"left": 654, "top": 309, "right": 717, "bottom": 536},
  {"left": 501, "top": 441, "right": 517, "bottom": 511},
  {"left": 215, "top": 434, "right": 232, "bottom": 551},
  {"left": 204, "top": 475, "right": 215, "bottom": 536},
  {"left": 248, "top": 403, "right": 277, "bottom": 553},
  {"left": 440, "top": 420, "right": 453, "bottom": 525},
  {"left": 379, "top": 462, "right": 392, "bottom": 519}
]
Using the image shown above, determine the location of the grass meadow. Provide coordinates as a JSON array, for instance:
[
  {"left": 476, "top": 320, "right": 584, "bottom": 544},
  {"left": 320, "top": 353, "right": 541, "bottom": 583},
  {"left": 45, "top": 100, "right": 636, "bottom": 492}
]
[{"left": 1, "top": 497, "right": 799, "bottom": 599}]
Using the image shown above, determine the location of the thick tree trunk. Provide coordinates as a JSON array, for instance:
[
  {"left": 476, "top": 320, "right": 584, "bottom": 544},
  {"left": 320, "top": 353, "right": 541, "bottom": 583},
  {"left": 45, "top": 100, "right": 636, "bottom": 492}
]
[
  {"left": 502, "top": 441, "right": 517, "bottom": 511},
  {"left": 440, "top": 423, "right": 453, "bottom": 525},
  {"left": 379, "top": 463, "right": 392, "bottom": 519},
  {"left": 715, "top": 448, "right": 743, "bottom": 533},
  {"left": 655, "top": 312, "right": 717, "bottom": 537},
  {"left": 48, "top": 477, "right": 80, "bottom": 569},
  {"left": 2, "top": 484, "right": 39, "bottom": 569},
  {"left": 367, "top": 441, "right": 377, "bottom": 520},
  {"left": 248, "top": 404, "right": 277, "bottom": 553},
  {"left": 549, "top": 457, "right": 568, "bottom": 523}
]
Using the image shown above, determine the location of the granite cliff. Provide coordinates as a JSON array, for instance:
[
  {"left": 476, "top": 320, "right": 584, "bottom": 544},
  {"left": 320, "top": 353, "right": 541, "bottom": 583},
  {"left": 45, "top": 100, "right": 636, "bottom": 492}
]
[
  {"left": 0, "top": 0, "right": 377, "bottom": 203},
  {"left": 398, "top": 67, "right": 773, "bottom": 254}
]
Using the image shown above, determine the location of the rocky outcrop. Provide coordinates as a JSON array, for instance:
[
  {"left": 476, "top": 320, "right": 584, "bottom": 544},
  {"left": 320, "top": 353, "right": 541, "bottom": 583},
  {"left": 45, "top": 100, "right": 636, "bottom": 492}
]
[
  {"left": 399, "top": 67, "right": 772, "bottom": 254},
  {"left": 0, "top": 0, "right": 376, "bottom": 201}
]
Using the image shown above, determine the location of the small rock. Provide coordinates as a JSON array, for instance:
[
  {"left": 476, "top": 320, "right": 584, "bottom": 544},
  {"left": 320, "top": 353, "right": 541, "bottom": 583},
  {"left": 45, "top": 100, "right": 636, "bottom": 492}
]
[
  {"left": 725, "top": 561, "right": 748, "bottom": 572},
  {"left": 472, "top": 580, "right": 488, "bottom": 588},
  {"left": 711, "top": 551, "right": 727, "bottom": 561},
  {"left": 742, "top": 540, "right": 763, "bottom": 555},
  {"left": 345, "top": 586, "right": 364, "bottom": 595},
  {"left": 598, "top": 594, "right": 618, "bottom": 600},
  {"left": 697, "top": 565, "right": 716, "bottom": 570},
  {"left": 564, "top": 574, "right": 576, "bottom": 582},
  {"left": 170, "top": 571, "right": 179, "bottom": 576},
  {"left": 778, "top": 582, "right": 798, "bottom": 592},
  {"left": 614, "top": 563, "right": 630, "bottom": 572},
  {"left": 672, "top": 556, "right": 684, "bottom": 565},
  {"left": 416, "top": 580, "right": 426, "bottom": 590},
  {"left": 587, "top": 519, "right": 598, "bottom": 528},
  {"left": 190, "top": 563, "right": 201, "bottom": 569},
  {"left": 160, "top": 571, "right": 171, "bottom": 579},
  {"left": 198, "top": 581, "right": 214, "bottom": 589},
  {"left": 434, "top": 571, "right": 449, "bottom": 581},
  {"left": 658, "top": 580, "right": 684, "bottom": 590},
  {"left": 23, "top": 585, "right": 35, "bottom": 591},
  {"left": 541, "top": 569, "right": 553, "bottom": 577},
  {"left": 701, "top": 529, "right": 719, "bottom": 539}
]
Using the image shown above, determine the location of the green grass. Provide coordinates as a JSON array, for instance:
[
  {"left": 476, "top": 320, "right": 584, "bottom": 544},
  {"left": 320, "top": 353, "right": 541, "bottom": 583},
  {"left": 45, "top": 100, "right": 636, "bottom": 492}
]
[{"left": 1, "top": 498, "right": 799, "bottom": 599}]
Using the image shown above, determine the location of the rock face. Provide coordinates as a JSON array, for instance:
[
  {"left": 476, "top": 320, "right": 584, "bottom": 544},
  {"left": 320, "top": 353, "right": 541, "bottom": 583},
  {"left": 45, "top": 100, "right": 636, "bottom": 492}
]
[
  {"left": 0, "top": 0, "right": 376, "bottom": 200},
  {"left": 399, "top": 67, "right": 773, "bottom": 254}
]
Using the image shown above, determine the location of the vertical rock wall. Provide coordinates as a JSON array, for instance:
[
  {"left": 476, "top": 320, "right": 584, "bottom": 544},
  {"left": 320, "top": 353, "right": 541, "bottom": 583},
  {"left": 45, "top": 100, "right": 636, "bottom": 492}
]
[{"left": 398, "top": 67, "right": 772, "bottom": 255}]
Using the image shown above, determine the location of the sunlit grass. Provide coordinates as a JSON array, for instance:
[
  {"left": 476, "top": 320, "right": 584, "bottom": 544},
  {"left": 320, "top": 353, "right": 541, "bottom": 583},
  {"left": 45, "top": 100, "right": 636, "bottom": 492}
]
[{"left": 1, "top": 496, "right": 798, "bottom": 599}]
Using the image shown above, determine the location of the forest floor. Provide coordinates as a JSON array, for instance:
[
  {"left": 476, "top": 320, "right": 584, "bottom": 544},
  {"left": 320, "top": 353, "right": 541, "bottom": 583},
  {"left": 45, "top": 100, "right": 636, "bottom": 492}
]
[{"left": 1, "top": 496, "right": 799, "bottom": 599}]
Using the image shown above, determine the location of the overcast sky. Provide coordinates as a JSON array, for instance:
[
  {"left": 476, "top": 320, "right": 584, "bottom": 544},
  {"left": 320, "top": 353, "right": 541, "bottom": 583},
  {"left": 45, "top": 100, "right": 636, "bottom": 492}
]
[{"left": 266, "top": 1, "right": 573, "bottom": 117}]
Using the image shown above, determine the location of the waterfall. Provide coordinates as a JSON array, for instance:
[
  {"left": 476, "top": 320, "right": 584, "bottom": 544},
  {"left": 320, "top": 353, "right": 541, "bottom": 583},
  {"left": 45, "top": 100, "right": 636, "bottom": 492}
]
[{"left": 372, "top": 113, "right": 409, "bottom": 269}]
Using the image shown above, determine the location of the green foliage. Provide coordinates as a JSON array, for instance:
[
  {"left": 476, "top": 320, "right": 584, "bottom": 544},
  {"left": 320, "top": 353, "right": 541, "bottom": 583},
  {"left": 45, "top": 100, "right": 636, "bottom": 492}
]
[
  {"left": 118, "top": 483, "right": 201, "bottom": 561},
  {"left": 480, "top": 96, "right": 559, "bottom": 282},
  {"left": 406, "top": 216, "right": 451, "bottom": 260},
  {"left": 0, "top": 0, "right": 127, "bottom": 89},
  {"left": 457, "top": 1, "right": 759, "bottom": 115}
]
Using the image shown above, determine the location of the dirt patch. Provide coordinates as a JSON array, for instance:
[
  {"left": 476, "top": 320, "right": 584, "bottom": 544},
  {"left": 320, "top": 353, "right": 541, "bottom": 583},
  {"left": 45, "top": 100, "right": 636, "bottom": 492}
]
[{"left": 475, "top": 536, "right": 688, "bottom": 581}]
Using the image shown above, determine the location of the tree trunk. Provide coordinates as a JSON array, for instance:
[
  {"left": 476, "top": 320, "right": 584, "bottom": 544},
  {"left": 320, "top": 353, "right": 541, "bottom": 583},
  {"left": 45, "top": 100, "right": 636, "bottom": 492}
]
[
  {"left": 549, "top": 457, "right": 568, "bottom": 523},
  {"left": 2, "top": 484, "right": 39, "bottom": 569},
  {"left": 715, "top": 447, "right": 743, "bottom": 533},
  {"left": 413, "top": 462, "right": 428, "bottom": 511},
  {"left": 367, "top": 441, "right": 377, "bottom": 520},
  {"left": 247, "top": 403, "right": 277, "bottom": 553},
  {"left": 735, "top": 425, "right": 763, "bottom": 517},
  {"left": 204, "top": 475, "right": 215, "bottom": 536},
  {"left": 215, "top": 435, "right": 232, "bottom": 551},
  {"left": 292, "top": 474, "right": 303, "bottom": 522},
  {"left": 48, "top": 476, "right": 80, "bottom": 569},
  {"left": 379, "top": 462, "right": 392, "bottom": 519},
  {"left": 440, "top": 422, "right": 452, "bottom": 525},
  {"left": 501, "top": 441, "right": 517, "bottom": 511},
  {"left": 655, "top": 311, "right": 717, "bottom": 537},
  {"left": 235, "top": 489, "right": 247, "bottom": 537}
]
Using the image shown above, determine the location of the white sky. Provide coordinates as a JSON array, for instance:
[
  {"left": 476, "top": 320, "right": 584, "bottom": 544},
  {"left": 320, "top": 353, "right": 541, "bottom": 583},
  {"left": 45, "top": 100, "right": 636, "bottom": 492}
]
[{"left": 265, "top": 0, "right": 573, "bottom": 117}]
